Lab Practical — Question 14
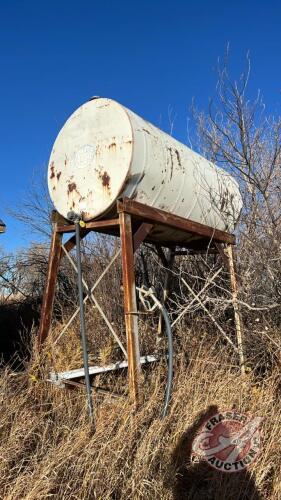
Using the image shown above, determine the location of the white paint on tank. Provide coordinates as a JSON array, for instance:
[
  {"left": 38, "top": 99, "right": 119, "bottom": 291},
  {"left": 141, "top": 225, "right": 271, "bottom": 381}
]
[{"left": 48, "top": 97, "right": 242, "bottom": 232}]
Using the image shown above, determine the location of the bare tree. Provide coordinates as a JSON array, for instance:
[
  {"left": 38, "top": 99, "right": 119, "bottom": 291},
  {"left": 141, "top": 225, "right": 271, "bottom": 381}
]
[
  {"left": 8, "top": 167, "right": 53, "bottom": 239},
  {"left": 191, "top": 49, "right": 281, "bottom": 321}
]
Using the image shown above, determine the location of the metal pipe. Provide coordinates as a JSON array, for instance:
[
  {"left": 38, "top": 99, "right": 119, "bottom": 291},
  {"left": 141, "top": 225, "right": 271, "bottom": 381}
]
[{"left": 71, "top": 215, "right": 94, "bottom": 420}]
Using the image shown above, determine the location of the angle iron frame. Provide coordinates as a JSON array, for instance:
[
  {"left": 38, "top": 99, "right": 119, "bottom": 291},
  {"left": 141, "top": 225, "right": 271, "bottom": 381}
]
[{"left": 38, "top": 198, "right": 245, "bottom": 407}]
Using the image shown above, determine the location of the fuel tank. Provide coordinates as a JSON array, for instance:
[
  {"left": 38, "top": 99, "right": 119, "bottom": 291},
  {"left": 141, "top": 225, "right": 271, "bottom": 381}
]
[{"left": 48, "top": 97, "right": 242, "bottom": 232}]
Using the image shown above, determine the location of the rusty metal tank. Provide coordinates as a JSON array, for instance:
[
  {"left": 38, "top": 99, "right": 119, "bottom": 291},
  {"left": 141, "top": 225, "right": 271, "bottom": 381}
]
[{"left": 48, "top": 97, "right": 242, "bottom": 232}]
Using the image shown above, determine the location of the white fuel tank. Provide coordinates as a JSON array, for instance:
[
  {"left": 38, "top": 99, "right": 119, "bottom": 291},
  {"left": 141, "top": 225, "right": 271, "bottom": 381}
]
[{"left": 48, "top": 97, "right": 242, "bottom": 232}]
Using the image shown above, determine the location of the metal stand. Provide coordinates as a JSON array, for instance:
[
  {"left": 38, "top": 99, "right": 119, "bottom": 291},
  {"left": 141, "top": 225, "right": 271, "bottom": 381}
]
[
  {"left": 38, "top": 198, "right": 245, "bottom": 411},
  {"left": 119, "top": 212, "right": 141, "bottom": 405},
  {"left": 38, "top": 215, "right": 62, "bottom": 344}
]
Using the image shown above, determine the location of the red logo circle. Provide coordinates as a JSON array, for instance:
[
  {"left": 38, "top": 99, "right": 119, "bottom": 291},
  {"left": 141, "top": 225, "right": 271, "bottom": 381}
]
[{"left": 192, "top": 410, "right": 263, "bottom": 472}]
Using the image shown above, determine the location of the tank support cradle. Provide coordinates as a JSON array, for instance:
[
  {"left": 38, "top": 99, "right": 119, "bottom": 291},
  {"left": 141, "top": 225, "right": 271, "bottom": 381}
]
[{"left": 38, "top": 198, "right": 245, "bottom": 411}]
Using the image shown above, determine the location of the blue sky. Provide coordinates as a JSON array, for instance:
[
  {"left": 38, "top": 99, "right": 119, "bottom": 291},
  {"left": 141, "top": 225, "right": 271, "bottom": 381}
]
[{"left": 1, "top": 0, "right": 280, "bottom": 251}]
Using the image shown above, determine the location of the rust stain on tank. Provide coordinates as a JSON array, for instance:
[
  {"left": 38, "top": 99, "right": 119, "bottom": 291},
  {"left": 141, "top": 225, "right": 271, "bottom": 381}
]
[
  {"left": 108, "top": 142, "right": 116, "bottom": 150},
  {"left": 98, "top": 103, "right": 110, "bottom": 108},
  {"left": 50, "top": 162, "right": 55, "bottom": 179},
  {"left": 168, "top": 148, "right": 174, "bottom": 180},
  {"left": 57, "top": 171, "right": 61, "bottom": 180},
  {"left": 95, "top": 144, "right": 101, "bottom": 155},
  {"left": 67, "top": 182, "right": 77, "bottom": 195},
  {"left": 97, "top": 170, "right": 111, "bottom": 196},
  {"left": 101, "top": 171, "right": 110, "bottom": 188},
  {"left": 175, "top": 149, "right": 181, "bottom": 167}
]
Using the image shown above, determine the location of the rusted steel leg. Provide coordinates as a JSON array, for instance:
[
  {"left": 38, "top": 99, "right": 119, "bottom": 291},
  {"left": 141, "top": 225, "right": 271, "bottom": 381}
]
[
  {"left": 38, "top": 222, "right": 62, "bottom": 344},
  {"left": 224, "top": 244, "right": 245, "bottom": 375},
  {"left": 119, "top": 212, "right": 141, "bottom": 406},
  {"left": 133, "top": 223, "right": 153, "bottom": 253}
]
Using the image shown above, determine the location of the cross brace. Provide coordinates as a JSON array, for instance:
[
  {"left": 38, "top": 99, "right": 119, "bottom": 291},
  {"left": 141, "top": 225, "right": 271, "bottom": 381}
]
[{"left": 38, "top": 199, "right": 244, "bottom": 407}]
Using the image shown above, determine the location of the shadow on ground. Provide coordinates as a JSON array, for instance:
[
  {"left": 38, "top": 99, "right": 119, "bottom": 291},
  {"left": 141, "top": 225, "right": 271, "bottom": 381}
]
[{"left": 0, "top": 298, "right": 40, "bottom": 364}]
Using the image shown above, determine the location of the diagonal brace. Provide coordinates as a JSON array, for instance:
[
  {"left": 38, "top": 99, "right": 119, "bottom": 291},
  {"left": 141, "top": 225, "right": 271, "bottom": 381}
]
[{"left": 55, "top": 248, "right": 127, "bottom": 357}]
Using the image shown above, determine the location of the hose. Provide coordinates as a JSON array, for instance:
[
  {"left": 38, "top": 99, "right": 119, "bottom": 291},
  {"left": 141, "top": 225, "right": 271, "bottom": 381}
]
[{"left": 137, "top": 286, "right": 173, "bottom": 418}]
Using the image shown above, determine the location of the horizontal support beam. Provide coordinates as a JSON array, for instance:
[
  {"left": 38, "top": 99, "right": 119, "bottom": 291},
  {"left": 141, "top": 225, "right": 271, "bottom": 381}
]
[
  {"left": 62, "top": 220, "right": 152, "bottom": 256},
  {"left": 49, "top": 355, "right": 161, "bottom": 388},
  {"left": 56, "top": 218, "right": 120, "bottom": 233},
  {"left": 117, "top": 198, "right": 235, "bottom": 245}
]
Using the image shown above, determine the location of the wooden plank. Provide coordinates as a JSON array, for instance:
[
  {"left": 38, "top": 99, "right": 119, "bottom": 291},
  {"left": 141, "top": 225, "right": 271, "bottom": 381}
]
[
  {"left": 117, "top": 198, "right": 235, "bottom": 245},
  {"left": 38, "top": 224, "right": 62, "bottom": 344},
  {"left": 119, "top": 212, "right": 141, "bottom": 406}
]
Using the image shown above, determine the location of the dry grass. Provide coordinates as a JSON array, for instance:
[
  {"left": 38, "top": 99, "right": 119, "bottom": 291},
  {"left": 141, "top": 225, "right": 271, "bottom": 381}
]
[{"left": 0, "top": 329, "right": 280, "bottom": 500}]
